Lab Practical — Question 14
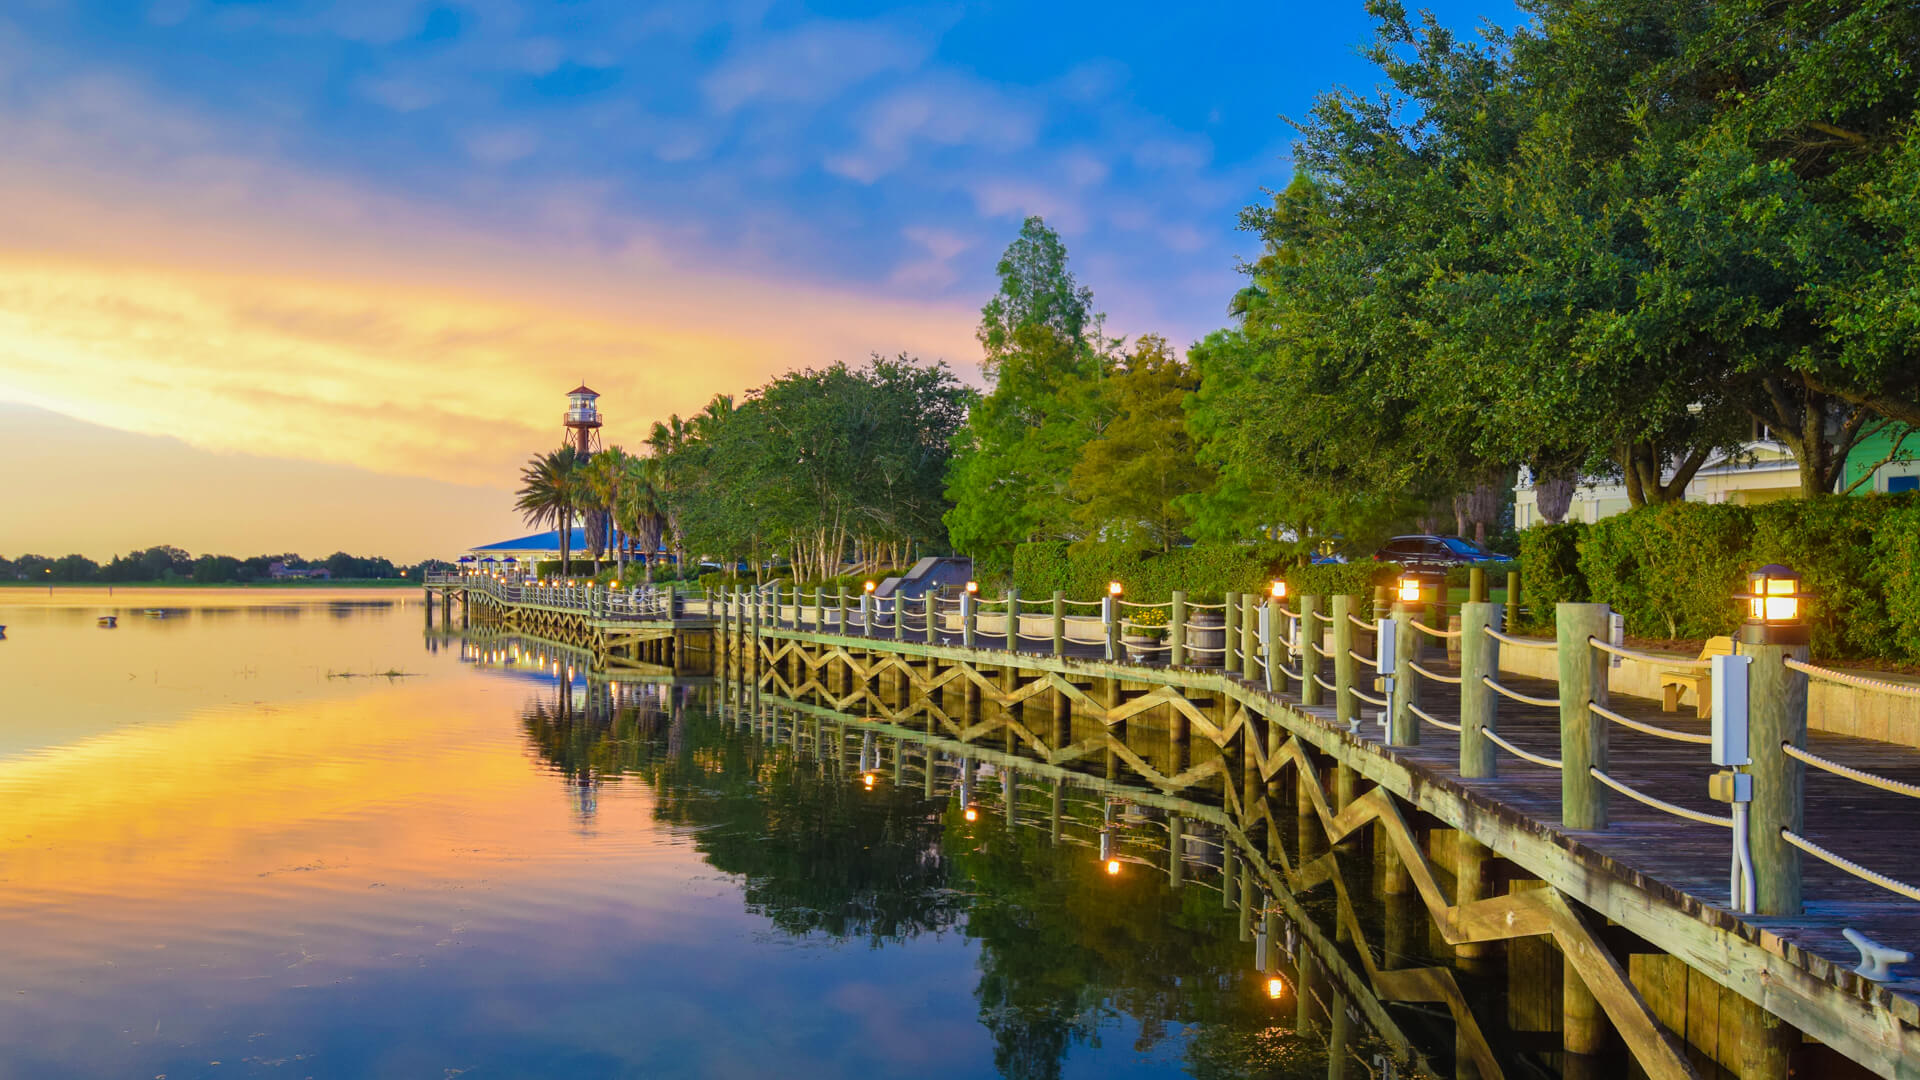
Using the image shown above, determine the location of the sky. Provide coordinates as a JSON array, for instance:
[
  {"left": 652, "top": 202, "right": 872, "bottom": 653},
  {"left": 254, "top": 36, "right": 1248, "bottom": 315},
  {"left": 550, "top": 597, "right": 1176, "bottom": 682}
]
[{"left": 0, "top": 0, "right": 1519, "bottom": 563}]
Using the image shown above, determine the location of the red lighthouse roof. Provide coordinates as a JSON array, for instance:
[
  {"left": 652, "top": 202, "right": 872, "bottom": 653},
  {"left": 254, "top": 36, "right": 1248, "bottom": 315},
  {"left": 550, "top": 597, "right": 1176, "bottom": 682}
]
[{"left": 567, "top": 384, "right": 598, "bottom": 397}]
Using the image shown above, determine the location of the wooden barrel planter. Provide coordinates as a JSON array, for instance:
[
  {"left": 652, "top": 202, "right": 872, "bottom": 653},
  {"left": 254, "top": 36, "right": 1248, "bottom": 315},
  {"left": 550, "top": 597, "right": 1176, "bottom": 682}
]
[{"left": 1188, "top": 612, "right": 1226, "bottom": 667}]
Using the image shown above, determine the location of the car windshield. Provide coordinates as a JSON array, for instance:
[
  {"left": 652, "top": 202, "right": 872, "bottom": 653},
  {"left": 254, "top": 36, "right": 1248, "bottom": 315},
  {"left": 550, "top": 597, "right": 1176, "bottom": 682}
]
[{"left": 1441, "top": 538, "right": 1491, "bottom": 556}]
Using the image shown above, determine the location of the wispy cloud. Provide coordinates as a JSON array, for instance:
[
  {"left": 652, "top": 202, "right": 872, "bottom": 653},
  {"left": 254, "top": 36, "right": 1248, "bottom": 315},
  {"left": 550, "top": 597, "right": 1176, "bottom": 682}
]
[{"left": 701, "top": 19, "right": 930, "bottom": 112}]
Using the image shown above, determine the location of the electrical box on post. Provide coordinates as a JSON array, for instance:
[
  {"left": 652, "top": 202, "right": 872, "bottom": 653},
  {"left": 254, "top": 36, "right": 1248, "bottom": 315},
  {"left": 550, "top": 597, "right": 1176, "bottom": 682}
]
[
  {"left": 1376, "top": 618, "right": 1396, "bottom": 672},
  {"left": 1711, "top": 653, "right": 1752, "bottom": 766}
]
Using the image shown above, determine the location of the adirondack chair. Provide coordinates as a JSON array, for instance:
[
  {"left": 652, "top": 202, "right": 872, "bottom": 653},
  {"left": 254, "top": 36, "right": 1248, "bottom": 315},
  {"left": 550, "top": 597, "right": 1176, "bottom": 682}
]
[{"left": 1660, "top": 636, "right": 1735, "bottom": 718}]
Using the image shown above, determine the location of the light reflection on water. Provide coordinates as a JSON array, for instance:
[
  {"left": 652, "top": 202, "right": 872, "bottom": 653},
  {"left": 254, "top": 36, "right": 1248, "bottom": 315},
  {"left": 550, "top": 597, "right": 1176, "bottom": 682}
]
[{"left": 0, "top": 591, "right": 1333, "bottom": 1079}]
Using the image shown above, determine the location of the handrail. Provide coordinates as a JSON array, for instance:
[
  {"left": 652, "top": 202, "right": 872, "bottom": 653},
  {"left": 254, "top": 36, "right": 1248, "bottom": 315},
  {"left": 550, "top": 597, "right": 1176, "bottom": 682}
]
[
  {"left": 1350, "top": 686, "right": 1388, "bottom": 708},
  {"left": 1589, "top": 701, "right": 1711, "bottom": 745},
  {"left": 1481, "top": 676, "right": 1559, "bottom": 709},
  {"left": 1485, "top": 628, "right": 1555, "bottom": 650},
  {"left": 1483, "top": 729, "right": 1561, "bottom": 770},
  {"left": 1589, "top": 767, "right": 1732, "bottom": 827},
  {"left": 1410, "top": 621, "right": 1461, "bottom": 639},
  {"left": 1408, "top": 703, "right": 1460, "bottom": 732},
  {"left": 1311, "top": 673, "right": 1337, "bottom": 693},
  {"left": 1347, "top": 614, "right": 1376, "bottom": 631},
  {"left": 1588, "top": 638, "right": 1712, "bottom": 669},
  {"left": 1118, "top": 599, "right": 1174, "bottom": 609},
  {"left": 1409, "top": 661, "right": 1460, "bottom": 685},
  {"left": 1783, "top": 743, "right": 1920, "bottom": 799},
  {"left": 1782, "top": 829, "right": 1920, "bottom": 903},
  {"left": 1784, "top": 659, "right": 1920, "bottom": 700},
  {"left": 1346, "top": 648, "right": 1375, "bottom": 666}
]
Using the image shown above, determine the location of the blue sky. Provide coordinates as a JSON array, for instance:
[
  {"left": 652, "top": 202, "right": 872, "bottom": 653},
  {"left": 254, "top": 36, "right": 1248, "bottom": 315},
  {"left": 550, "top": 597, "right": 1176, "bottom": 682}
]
[{"left": 0, "top": 0, "right": 1521, "bottom": 559}]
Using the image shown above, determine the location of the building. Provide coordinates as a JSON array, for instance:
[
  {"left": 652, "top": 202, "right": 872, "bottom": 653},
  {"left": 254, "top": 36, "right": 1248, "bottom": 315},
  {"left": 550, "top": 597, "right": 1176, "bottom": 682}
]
[
  {"left": 1514, "top": 435, "right": 1919, "bottom": 529},
  {"left": 267, "top": 562, "right": 330, "bottom": 580}
]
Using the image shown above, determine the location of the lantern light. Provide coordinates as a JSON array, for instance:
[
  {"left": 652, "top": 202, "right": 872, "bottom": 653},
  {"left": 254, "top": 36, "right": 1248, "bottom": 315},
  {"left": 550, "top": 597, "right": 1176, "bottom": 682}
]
[
  {"left": 864, "top": 580, "right": 877, "bottom": 593},
  {"left": 1105, "top": 859, "right": 1121, "bottom": 876},
  {"left": 1109, "top": 581, "right": 1123, "bottom": 596},
  {"left": 1265, "top": 976, "right": 1287, "bottom": 1000},
  {"left": 1738, "top": 563, "right": 1810, "bottom": 645},
  {"left": 863, "top": 773, "right": 876, "bottom": 790},
  {"left": 963, "top": 806, "right": 978, "bottom": 823},
  {"left": 1397, "top": 576, "right": 1422, "bottom": 604},
  {"left": 965, "top": 581, "right": 978, "bottom": 594},
  {"left": 1270, "top": 580, "right": 1287, "bottom": 601}
]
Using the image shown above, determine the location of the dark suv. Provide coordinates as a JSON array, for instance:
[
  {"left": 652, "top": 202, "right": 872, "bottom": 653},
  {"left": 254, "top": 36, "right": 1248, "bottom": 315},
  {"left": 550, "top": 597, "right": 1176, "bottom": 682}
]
[{"left": 1373, "top": 535, "right": 1512, "bottom": 571}]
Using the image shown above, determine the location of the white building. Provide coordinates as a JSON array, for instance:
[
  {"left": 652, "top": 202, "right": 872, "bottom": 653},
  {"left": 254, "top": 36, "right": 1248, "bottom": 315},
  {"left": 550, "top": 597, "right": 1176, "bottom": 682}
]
[{"left": 1512, "top": 440, "right": 1898, "bottom": 528}]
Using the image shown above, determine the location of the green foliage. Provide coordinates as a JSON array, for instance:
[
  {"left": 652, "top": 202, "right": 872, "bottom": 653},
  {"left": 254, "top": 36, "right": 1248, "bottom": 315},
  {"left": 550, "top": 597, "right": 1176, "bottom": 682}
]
[
  {"left": 1580, "top": 503, "right": 1753, "bottom": 641},
  {"left": 1283, "top": 561, "right": 1400, "bottom": 600},
  {"left": 1067, "top": 335, "right": 1214, "bottom": 552},
  {"left": 1011, "top": 542, "right": 1286, "bottom": 605},
  {"left": 1748, "top": 495, "right": 1911, "bottom": 658},
  {"left": 1874, "top": 505, "right": 1920, "bottom": 664},
  {"left": 1443, "top": 561, "right": 1519, "bottom": 589},
  {"left": 1517, "top": 524, "right": 1587, "bottom": 631}
]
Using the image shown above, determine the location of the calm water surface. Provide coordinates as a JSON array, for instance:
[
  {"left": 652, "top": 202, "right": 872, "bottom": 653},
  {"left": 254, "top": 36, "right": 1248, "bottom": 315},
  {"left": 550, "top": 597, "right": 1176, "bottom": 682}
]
[{"left": 0, "top": 589, "right": 1371, "bottom": 1079}]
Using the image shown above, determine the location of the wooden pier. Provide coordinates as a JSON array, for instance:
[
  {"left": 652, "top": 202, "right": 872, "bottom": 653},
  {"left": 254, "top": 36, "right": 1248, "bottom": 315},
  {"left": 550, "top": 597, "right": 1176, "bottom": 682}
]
[{"left": 428, "top": 573, "right": 1920, "bottom": 1079}]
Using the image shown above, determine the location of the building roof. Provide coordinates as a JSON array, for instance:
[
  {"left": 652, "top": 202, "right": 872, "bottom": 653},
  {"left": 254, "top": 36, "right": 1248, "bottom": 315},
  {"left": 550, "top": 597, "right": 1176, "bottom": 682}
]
[
  {"left": 567, "top": 384, "right": 598, "bottom": 397},
  {"left": 469, "top": 527, "right": 588, "bottom": 554}
]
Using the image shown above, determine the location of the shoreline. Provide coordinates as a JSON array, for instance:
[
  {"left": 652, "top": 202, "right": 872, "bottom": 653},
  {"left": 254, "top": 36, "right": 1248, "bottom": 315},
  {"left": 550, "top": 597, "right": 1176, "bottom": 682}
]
[{"left": 0, "top": 580, "right": 417, "bottom": 590}]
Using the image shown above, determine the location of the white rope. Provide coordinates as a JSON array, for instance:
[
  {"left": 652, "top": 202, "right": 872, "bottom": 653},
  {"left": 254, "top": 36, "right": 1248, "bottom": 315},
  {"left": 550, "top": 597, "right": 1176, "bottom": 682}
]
[
  {"left": 1311, "top": 673, "right": 1337, "bottom": 693},
  {"left": 1118, "top": 599, "right": 1174, "bottom": 609},
  {"left": 1184, "top": 601, "right": 1229, "bottom": 610},
  {"left": 1587, "top": 638, "right": 1713, "bottom": 669},
  {"left": 1307, "top": 643, "right": 1331, "bottom": 658},
  {"left": 1784, "top": 659, "right": 1920, "bottom": 700},
  {"left": 1486, "top": 628, "right": 1556, "bottom": 650},
  {"left": 1409, "top": 662, "right": 1461, "bottom": 685},
  {"left": 1273, "top": 665, "right": 1305, "bottom": 682},
  {"left": 1482, "top": 676, "right": 1559, "bottom": 709},
  {"left": 1347, "top": 614, "right": 1377, "bottom": 631},
  {"left": 1410, "top": 621, "right": 1462, "bottom": 639},
  {"left": 1589, "top": 768, "right": 1731, "bottom": 827},
  {"left": 1280, "top": 609, "right": 1303, "bottom": 622},
  {"left": 1782, "top": 829, "right": 1920, "bottom": 902},
  {"left": 1059, "top": 598, "right": 1105, "bottom": 608},
  {"left": 1351, "top": 687, "right": 1388, "bottom": 707},
  {"left": 1783, "top": 744, "right": 1920, "bottom": 799},
  {"left": 1346, "top": 648, "right": 1376, "bottom": 666},
  {"left": 1408, "top": 703, "right": 1460, "bottom": 732},
  {"left": 1589, "top": 701, "right": 1712, "bottom": 745},
  {"left": 1484, "top": 729, "right": 1561, "bottom": 769}
]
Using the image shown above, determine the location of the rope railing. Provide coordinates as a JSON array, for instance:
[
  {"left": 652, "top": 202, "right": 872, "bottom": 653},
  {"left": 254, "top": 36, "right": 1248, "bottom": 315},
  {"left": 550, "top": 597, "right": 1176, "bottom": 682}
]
[
  {"left": 1408, "top": 661, "right": 1461, "bottom": 685},
  {"left": 1279, "top": 609, "right": 1303, "bottom": 622},
  {"left": 1589, "top": 701, "right": 1711, "bottom": 745},
  {"left": 1587, "top": 638, "right": 1713, "bottom": 668},
  {"left": 1410, "top": 621, "right": 1461, "bottom": 639},
  {"left": 1118, "top": 599, "right": 1175, "bottom": 609},
  {"left": 1408, "top": 703, "right": 1460, "bottom": 732},
  {"left": 1311, "top": 673, "right": 1337, "bottom": 693},
  {"left": 1483, "top": 729, "right": 1561, "bottom": 770},
  {"left": 1589, "top": 768, "right": 1733, "bottom": 828},
  {"left": 1784, "top": 659, "right": 1920, "bottom": 700},
  {"left": 1346, "top": 613, "right": 1376, "bottom": 631},
  {"left": 1183, "top": 600, "right": 1229, "bottom": 610},
  {"left": 1782, "top": 830, "right": 1920, "bottom": 903},
  {"left": 1307, "top": 643, "right": 1331, "bottom": 658},
  {"left": 1485, "top": 628, "right": 1556, "bottom": 650},
  {"left": 1783, "top": 744, "right": 1920, "bottom": 799},
  {"left": 1482, "top": 676, "right": 1559, "bottom": 709},
  {"left": 1346, "top": 649, "right": 1375, "bottom": 665},
  {"left": 1350, "top": 686, "right": 1388, "bottom": 708}
]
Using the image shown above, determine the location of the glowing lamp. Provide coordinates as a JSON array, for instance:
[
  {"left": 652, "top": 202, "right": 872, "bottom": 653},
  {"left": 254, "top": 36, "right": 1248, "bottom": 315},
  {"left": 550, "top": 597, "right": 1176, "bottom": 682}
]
[
  {"left": 1265, "top": 976, "right": 1287, "bottom": 1000},
  {"left": 1108, "top": 581, "right": 1123, "bottom": 596},
  {"left": 1105, "top": 859, "right": 1121, "bottom": 876},
  {"left": 864, "top": 581, "right": 877, "bottom": 593},
  {"left": 1270, "top": 580, "right": 1287, "bottom": 601},
  {"left": 965, "top": 581, "right": 978, "bottom": 594},
  {"left": 1397, "top": 576, "right": 1422, "bottom": 604},
  {"left": 862, "top": 773, "right": 876, "bottom": 790},
  {"left": 1738, "top": 563, "right": 1810, "bottom": 645},
  {"left": 963, "top": 806, "right": 978, "bottom": 823}
]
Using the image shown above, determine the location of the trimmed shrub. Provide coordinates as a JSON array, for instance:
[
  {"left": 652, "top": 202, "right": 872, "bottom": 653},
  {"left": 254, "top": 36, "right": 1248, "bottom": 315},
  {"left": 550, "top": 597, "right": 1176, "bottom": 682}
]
[
  {"left": 1518, "top": 523, "right": 1586, "bottom": 631},
  {"left": 1580, "top": 501, "right": 1751, "bottom": 641},
  {"left": 1875, "top": 503, "right": 1920, "bottom": 664},
  {"left": 1749, "top": 494, "right": 1913, "bottom": 659},
  {"left": 1284, "top": 561, "right": 1401, "bottom": 599},
  {"left": 1012, "top": 542, "right": 1286, "bottom": 604},
  {"left": 1444, "top": 560, "right": 1523, "bottom": 589}
]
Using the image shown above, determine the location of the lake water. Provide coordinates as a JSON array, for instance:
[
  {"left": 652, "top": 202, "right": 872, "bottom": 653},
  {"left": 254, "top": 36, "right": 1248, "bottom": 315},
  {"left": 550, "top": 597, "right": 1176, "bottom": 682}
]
[{"left": 0, "top": 588, "right": 1512, "bottom": 1079}]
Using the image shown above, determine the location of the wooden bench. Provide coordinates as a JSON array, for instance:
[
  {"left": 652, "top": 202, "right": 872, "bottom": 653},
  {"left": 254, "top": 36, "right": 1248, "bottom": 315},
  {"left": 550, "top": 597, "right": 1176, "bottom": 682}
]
[{"left": 1659, "top": 635, "right": 1734, "bottom": 718}]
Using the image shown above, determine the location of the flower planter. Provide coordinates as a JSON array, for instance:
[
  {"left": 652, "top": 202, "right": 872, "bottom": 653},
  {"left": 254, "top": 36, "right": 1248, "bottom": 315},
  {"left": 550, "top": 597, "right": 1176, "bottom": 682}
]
[{"left": 1124, "top": 634, "right": 1160, "bottom": 663}]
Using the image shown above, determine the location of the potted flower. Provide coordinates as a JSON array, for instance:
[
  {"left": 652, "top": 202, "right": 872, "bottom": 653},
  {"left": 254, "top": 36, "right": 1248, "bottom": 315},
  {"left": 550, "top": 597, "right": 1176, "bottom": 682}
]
[{"left": 1123, "top": 606, "right": 1169, "bottom": 662}]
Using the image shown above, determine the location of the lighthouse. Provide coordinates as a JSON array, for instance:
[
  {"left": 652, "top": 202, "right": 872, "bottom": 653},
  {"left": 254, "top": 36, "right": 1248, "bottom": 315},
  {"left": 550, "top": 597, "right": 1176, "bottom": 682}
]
[{"left": 564, "top": 384, "right": 602, "bottom": 459}]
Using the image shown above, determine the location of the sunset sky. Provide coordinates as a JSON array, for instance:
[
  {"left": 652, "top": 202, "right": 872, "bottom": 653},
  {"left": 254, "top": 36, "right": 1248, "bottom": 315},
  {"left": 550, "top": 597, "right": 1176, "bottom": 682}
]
[{"left": 0, "top": 0, "right": 1514, "bottom": 563}]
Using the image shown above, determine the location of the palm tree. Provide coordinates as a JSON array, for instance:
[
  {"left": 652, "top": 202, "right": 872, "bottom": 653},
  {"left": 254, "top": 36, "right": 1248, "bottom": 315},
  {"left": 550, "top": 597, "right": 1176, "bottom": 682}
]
[
  {"left": 616, "top": 455, "right": 669, "bottom": 582},
  {"left": 516, "top": 445, "right": 582, "bottom": 576},
  {"left": 582, "top": 446, "right": 636, "bottom": 579}
]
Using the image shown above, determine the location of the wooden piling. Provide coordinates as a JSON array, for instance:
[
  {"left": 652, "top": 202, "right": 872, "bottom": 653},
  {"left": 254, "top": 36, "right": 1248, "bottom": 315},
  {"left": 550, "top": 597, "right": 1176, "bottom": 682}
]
[
  {"left": 1747, "top": 638, "right": 1809, "bottom": 916},
  {"left": 1331, "top": 594, "right": 1358, "bottom": 731},
  {"left": 1390, "top": 601, "right": 1420, "bottom": 746},
  {"left": 1459, "top": 601, "right": 1500, "bottom": 779},
  {"left": 1240, "top": 594, "right": 1260, "bottom": 682},
  {"left": 1170, "top": 590, "right": 1187, "bottom": 666},
  {"left": 1299, "top": 595, "right": 1323, "bottom": 707},
  {"left": 1556, "top": 603, "right": 1611, "bottom": 830},
  {"left": 1051, "top": 591, "right": 1066, "bottom": 656}
]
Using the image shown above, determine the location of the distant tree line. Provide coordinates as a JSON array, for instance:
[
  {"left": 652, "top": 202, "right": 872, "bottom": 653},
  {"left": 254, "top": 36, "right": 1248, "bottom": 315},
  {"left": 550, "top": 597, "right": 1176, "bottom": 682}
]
[{"left": 1, "top": 545, "right": 414, "bottom": 583}]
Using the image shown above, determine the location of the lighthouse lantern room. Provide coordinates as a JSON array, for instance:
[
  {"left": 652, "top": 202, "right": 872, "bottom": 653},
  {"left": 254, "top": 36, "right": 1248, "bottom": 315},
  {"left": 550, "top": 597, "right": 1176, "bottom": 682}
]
[{"left": 564, "top": 384, "right": 602, "bottom": 458}]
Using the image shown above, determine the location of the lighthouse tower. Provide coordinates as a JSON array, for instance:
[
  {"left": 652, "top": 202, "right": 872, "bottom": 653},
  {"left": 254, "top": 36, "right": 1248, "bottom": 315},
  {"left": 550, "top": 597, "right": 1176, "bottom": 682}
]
[{"left": 564, "top": 384, "right": 602, "bottom": 459}]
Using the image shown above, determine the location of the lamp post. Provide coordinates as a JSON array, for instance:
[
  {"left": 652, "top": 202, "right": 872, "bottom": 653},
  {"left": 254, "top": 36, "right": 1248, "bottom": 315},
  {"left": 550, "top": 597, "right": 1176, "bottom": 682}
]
[
  {"left": 962, "top": 580, "right": 978, "bottom": 649},
  {"left": 1737, "top": 563, "right": 1811, "bottom": 915},
  {"left": 1104, "top": 581, "right": 1122, "bottom": 662}
]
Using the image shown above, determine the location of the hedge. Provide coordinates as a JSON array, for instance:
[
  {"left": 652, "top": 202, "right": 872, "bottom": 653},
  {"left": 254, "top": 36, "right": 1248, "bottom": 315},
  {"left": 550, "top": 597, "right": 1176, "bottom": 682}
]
[
  {"left": 1509, "top": 493, "right": 1920, "bottom": 661},
  {"left": 1013, "top": 542, "right": 1288, "bottom": 604}
]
